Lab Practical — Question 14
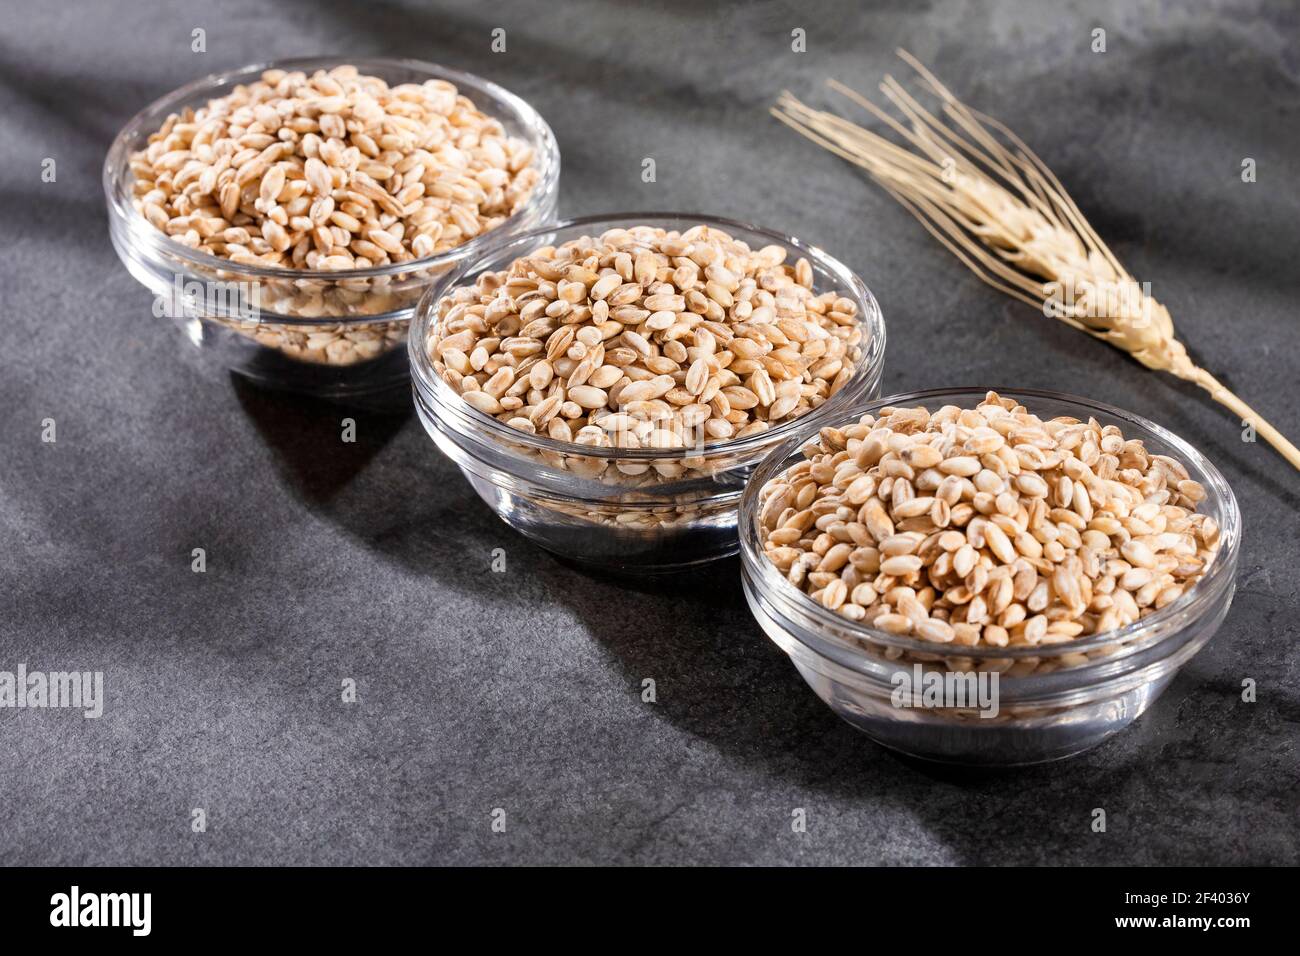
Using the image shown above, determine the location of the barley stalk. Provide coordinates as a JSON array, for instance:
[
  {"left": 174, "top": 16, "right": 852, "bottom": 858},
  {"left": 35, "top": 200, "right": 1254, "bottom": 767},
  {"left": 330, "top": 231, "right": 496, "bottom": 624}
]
[{"left": 771, "top": 50, "right": 1300, "bottom": 472}]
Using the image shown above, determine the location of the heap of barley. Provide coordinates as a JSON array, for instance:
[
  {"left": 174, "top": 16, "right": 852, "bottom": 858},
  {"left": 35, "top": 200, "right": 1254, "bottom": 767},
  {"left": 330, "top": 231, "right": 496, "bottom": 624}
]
[
  {"left": 758, "top": 391, "right": 1220, "bottom": 647},
  {"left": 130, "top": 64, "right": 539, "bottom": 271},
  {"left": 427, "top": 224, "right": 865, "bottom": 463}
]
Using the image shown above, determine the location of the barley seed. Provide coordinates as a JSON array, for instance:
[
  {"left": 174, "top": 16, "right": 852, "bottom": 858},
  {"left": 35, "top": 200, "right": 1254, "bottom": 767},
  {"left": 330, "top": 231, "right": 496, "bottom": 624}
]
[
  {"left": 129, "top": 64, "right": 543, "bottom": 365},
  {"left": 133, "top": 64, "right": 539, "bottom": 271},
  {"left": 758, "top": 391, "right": 1220, "bottom": 648},
  {"left": 427, "top": 224, "right": 866, "bottom": 451}
]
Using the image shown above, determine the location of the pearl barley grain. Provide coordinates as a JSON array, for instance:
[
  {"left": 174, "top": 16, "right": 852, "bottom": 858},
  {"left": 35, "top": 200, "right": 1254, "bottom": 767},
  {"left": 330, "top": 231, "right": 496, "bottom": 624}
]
[
  {"left": 129, "top": 65, "right": 540, "bottom": 271},
  {"left": 427, "top": 223, "right": 866, "bottom": 449},
  {"left": 758, "top": 391, "right": 1221, "bottom": 648},
  {"left": 126, "top": 63, "right": 545, "bottom": 368}
]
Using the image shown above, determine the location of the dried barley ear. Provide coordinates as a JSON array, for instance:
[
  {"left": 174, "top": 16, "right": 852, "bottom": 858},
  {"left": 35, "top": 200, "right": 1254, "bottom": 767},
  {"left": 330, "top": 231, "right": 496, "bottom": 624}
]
[{"left": 772, "top": 49, "right": 1300, "bottom": 472}]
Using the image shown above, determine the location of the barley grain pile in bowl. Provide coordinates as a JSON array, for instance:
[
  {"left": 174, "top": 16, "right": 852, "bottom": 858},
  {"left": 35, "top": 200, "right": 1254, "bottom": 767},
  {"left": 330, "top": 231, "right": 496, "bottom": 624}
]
[
  {"left": 410, "top": 214, "right": 887, "bottom": 572},
  {"left": 739, "top": 388, "right": 1240, "bottom": 764},
  {"left": 104, "top": 57, "right": 559, "bottom": 397}
]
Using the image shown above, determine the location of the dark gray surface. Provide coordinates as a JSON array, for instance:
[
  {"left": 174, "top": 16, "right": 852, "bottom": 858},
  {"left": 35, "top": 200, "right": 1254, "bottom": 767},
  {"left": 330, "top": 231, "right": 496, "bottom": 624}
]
[{"left": 1, "top": 0, "right": 1297, "bottom": 866}]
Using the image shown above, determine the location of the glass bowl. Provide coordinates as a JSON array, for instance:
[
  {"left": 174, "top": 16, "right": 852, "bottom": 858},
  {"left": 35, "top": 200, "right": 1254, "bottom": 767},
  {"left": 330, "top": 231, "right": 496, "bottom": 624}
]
[
  {"left": 739, "top": 387, "right": 1241, "bottom": 765},
  {"left": 409, "top": 213, "right": 887, "bottom": 572},
  {"left": 104, "top": 56, "right": 560, "bottom": 398}
]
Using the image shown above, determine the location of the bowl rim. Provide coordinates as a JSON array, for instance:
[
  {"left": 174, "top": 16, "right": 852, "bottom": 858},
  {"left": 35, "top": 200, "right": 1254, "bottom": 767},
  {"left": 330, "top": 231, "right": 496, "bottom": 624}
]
[
  {"left": 738, "top": 385, "right": 1242, "bottom": 664},
  {"left": 102, "top": 55, "right": 561, "bottom": 286},
  {"left": 408, "top": 211, "right": 888, "bottom": 462}
]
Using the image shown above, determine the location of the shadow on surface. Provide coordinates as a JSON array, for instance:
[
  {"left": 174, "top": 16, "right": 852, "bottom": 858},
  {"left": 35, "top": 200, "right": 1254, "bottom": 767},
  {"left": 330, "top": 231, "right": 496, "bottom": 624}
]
[
  {"left": 517, "top": 547, "right": 1244, "bottom": 864},
  {"left": 232, "top": 374, "right": 411, "bottom": 504},
  {"left": 232, "top": 372, "right": 515, "bottom": 591}
]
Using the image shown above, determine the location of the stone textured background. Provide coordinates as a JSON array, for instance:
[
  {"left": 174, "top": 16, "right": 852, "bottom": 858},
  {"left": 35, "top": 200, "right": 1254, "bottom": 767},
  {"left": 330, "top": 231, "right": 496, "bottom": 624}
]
[{"left": 1, "top": 0, "right": 1296, "bottom": 865}]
